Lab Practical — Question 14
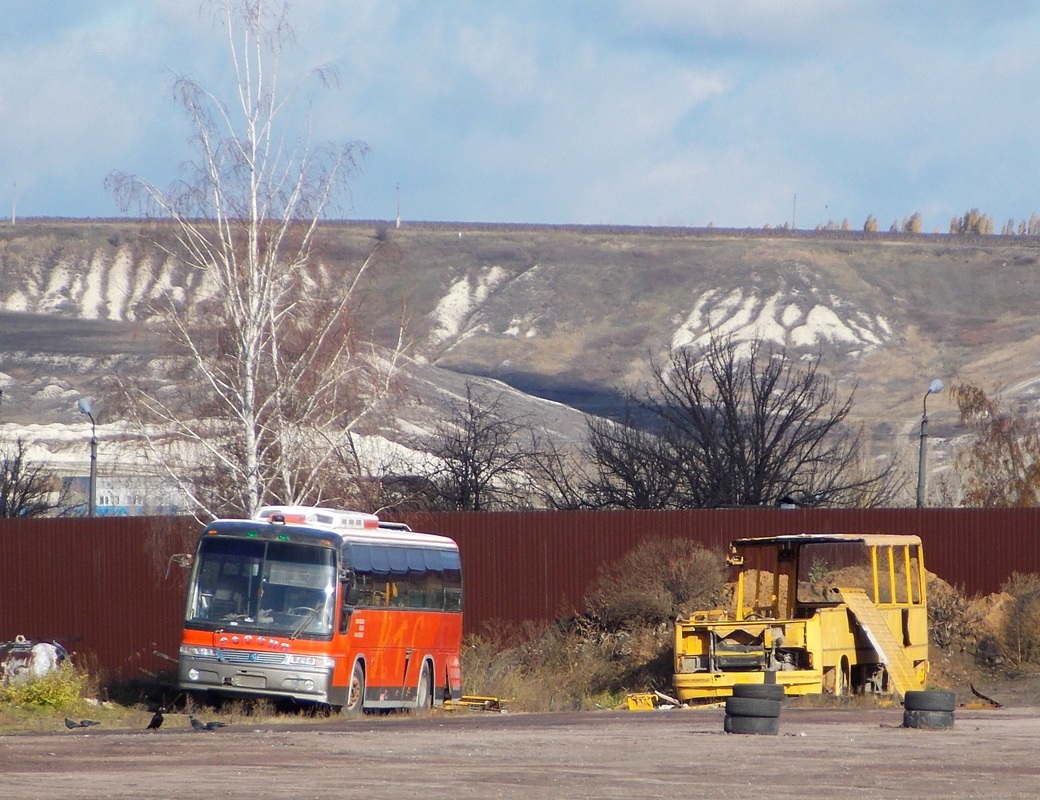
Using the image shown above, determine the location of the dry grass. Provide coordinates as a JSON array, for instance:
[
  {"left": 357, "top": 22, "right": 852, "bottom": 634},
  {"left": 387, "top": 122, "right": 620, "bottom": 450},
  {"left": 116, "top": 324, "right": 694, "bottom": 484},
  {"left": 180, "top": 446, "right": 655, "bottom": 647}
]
[
  {"left": 7, "top": 562, "right": 1040, "bottom": 726},
  {"left": 459, "top": 538, "right": 725, "bottom": 712}
]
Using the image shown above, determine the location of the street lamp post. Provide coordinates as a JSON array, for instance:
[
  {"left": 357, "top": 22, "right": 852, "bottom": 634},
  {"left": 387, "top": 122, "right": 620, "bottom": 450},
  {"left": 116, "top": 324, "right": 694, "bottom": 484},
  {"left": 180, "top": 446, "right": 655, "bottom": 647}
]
[
  {"left": 916, "top": 379, "right": 944, "bottom": 508},
  {"left": 78, "top": 397, "right": 97, "bottom": 517}
]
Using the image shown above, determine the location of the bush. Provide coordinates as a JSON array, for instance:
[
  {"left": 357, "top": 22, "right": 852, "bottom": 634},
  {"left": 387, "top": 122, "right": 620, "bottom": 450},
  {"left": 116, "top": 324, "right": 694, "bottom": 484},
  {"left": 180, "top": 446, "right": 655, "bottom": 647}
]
[
  {"left": 999, "top": 592, "right": 1040, "bottom": 667},
  {"left": 584, "top": 538, "right": 725, "bottom": 632},
  {"left": 996, "top": 573, "right": 1040, "bottom": 667},
  {"left": 0, "top": 663, "right": 83, "bottom": 709},
  {"left": 928, "top": 576, "right": 974, "bottom": 652},
  {"left": 1001, "top": 572, "right": 1040, "bottom": 597}
]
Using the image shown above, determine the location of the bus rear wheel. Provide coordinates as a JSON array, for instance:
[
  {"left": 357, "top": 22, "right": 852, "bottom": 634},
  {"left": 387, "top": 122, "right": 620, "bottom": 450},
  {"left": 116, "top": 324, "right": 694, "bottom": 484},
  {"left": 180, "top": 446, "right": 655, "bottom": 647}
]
[
  {"left": 345, "top": 661, "right": 365, "bottom": 714},
  {"left": 414, "top": 663, "right": 432, "bottom": 711}
]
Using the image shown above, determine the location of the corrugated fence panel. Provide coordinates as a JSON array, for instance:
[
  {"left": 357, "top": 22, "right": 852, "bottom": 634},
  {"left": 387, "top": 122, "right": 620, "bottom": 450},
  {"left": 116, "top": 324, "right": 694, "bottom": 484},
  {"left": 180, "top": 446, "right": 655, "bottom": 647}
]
[
  {"left": 4, "top": 509, "right": 1040, "bottom": 676},
  {"left": 398, "top": 508, "right": 1040, "bottom": 636},
  {"left": 0, "top": 516, "right": 196, "bottom": 679}
]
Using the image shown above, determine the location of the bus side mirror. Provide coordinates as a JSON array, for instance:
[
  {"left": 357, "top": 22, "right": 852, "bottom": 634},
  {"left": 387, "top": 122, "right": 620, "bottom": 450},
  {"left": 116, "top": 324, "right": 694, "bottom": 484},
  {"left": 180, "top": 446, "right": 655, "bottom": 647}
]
[
  {"left": 166, "top": 553, "right": 192, "bottom": 577},
  {"left": 339, "top": 568, "right": 359, "bottom": 605}
]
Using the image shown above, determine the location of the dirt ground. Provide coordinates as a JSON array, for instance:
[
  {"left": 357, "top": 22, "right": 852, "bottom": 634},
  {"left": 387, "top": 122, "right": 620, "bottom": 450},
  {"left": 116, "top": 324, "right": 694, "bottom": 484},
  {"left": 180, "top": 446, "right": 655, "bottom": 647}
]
[{"left": 2, "top": 702, "right": 1039, "bottom": 800}]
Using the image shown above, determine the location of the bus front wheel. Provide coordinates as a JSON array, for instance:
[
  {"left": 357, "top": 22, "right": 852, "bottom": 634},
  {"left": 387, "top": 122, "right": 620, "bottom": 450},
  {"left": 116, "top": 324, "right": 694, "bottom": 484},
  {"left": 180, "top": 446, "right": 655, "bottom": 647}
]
[{"left": 345, "top": 661, "right": 365, "bottom": 714}]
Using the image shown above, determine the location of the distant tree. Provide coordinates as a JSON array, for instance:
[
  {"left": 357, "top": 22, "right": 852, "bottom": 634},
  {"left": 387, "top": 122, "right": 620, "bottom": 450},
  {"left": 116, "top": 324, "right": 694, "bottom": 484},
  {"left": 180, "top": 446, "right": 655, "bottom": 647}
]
[
  {"left": 574, "top": 334, "right": 902, "bottom": 509},
  {"left": 952, "top": 208, "right": 994, "bottom": 235},
  {"left": 106, "top": 1, "right": 402, "bottom": 518},
  {"left": 951, "top": 382, "right": 1040, "bottom": 507},
  {"left": 1029, "top": 213, "right": 1040, "bottom": 236},
  {"left": 0, "top": 439, "right": 68, "bottom": 518},
  {"left": 863, "top": 215, "right": 878, "bottom": 233},
  {"left": 424, "top": 383, "right": 542, "bottom": 511},
  {"left": 903, "top": 212, "right": 923, "bottom": 234}
]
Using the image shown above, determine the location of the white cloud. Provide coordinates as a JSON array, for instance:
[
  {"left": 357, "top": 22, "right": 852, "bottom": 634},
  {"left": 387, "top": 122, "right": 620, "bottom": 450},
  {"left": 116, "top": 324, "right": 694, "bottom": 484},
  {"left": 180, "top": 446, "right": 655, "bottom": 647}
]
[{"left": 1, "top": 1, "right": 1040, "bottom": 228}]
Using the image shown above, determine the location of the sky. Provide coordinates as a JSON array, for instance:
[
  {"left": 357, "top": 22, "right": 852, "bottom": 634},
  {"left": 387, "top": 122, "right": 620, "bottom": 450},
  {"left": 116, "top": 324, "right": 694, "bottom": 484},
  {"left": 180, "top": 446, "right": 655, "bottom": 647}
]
[{"left": 1, "top": 1, "right": 1039, "bottom": 231}]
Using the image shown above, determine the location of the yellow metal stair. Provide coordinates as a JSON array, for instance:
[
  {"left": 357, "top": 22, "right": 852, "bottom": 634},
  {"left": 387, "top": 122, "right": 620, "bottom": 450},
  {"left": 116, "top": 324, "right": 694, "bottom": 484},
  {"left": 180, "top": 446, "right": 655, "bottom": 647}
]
[{"left": 834, "top": 587, "right": 922, "bottom": 699}]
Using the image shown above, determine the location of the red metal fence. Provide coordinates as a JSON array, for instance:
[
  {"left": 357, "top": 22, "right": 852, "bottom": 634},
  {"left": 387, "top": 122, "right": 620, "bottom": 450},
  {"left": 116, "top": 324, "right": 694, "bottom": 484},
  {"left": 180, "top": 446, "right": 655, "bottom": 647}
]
[{"left": 3, "top": 509, "right": 1039, "bottom": 679}]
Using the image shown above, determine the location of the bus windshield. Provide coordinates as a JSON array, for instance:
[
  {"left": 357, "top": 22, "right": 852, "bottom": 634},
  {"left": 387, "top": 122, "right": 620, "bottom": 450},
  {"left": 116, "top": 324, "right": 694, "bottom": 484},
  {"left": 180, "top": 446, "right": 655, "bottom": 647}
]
[{"left": 186, "top": 536, "right": 337, "bottom": 638}]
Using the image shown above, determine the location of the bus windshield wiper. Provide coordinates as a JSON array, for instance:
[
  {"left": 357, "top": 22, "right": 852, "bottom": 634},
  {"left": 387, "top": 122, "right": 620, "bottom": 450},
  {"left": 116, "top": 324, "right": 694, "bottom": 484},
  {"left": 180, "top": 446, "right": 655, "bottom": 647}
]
[{"left": 290, "top": 606, "right": 319, "bottom": 640}]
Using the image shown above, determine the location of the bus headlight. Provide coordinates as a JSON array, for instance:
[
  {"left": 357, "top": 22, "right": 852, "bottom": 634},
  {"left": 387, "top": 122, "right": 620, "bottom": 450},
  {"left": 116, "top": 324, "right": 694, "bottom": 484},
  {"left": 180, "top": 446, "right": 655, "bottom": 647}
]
[
  {"left": 187, "top": 669, "right": 200, "bottom": 681},
  {"left": 180, "top": 645, "right": 219, "bottom": 659}
]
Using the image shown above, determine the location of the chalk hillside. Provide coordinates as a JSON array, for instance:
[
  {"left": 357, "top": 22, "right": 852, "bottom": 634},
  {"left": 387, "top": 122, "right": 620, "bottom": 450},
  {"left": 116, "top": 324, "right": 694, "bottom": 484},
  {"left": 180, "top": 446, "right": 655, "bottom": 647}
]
[{"left": 2, "top": 219, "right": 1038, "bottom": 495}]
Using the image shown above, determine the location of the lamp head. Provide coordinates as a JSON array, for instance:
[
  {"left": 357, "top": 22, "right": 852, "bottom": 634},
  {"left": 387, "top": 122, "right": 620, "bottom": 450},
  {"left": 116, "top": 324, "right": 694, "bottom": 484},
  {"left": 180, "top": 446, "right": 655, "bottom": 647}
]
[
  {"left": 77, "top": 397, "right": 95, "bottom": 417},
  {"left": 927, "top": 379, "right": 944, "bottom": 396}
]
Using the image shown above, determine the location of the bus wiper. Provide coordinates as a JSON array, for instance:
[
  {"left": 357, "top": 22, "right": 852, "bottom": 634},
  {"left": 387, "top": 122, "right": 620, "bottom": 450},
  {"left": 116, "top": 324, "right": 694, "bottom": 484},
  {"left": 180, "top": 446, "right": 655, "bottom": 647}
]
[{"left": 290, "top": 606, "right": 319, "bottom": 640}]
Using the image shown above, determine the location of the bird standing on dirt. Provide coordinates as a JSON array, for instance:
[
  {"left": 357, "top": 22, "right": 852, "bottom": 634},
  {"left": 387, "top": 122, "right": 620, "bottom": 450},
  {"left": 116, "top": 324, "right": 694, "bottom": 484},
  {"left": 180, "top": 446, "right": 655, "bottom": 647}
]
[{"left": 147, "top": 708, "right": 165, "bottom": 731}]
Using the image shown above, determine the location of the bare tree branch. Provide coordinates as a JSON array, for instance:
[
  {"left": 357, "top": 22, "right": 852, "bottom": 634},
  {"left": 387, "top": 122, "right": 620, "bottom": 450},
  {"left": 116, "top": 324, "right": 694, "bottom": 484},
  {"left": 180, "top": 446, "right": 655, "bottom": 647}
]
[
  {"left": 574, "top": 333, "right": 902, "bottom": 509},
  {"left": 425, "top": 383, "right": 543, "bottom": 511},
  {"left": 0, "top": 439, "right": 69, "bottom": 518}
]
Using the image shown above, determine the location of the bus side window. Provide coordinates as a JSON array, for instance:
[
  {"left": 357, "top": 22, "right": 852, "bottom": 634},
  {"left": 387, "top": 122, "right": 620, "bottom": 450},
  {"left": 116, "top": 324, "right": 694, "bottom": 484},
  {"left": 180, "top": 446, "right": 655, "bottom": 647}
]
[
  {"left": 354, "top": 572, "right": 375, "bottom": 608},
  {"left": 444, "top": 567, "right": 462, "bottom": 612},
  {"left": 425, "top": 570, "right": 445, "bottom": 610},
  {"left": 406, "top": 570, "right": 427, "bottom": 608}
]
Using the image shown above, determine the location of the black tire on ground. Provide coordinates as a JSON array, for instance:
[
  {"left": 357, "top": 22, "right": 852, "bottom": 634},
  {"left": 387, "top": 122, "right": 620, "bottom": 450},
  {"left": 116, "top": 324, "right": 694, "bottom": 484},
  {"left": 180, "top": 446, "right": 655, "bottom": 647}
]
[
  {"left": 724, "top": 696, "right": 782, "bottom": 718},
  {"left": 724, "top": 714, "right": 781, "bottom": 735},
  {"left": 732, "top": 683, "right": 786, "bottom": 701},
  {"left": 903, "top": 709, "right": 954, "bottom": 729},
  {"left": 903, "top": 690, "right": 956, "bottom": 712}
]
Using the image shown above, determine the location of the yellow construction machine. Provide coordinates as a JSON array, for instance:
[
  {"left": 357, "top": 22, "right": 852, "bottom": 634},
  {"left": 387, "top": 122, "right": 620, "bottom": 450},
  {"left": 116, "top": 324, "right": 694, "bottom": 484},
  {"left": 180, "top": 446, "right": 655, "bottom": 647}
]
[{"left": 674, "top": 534, "right": 929, "bottom": 704}]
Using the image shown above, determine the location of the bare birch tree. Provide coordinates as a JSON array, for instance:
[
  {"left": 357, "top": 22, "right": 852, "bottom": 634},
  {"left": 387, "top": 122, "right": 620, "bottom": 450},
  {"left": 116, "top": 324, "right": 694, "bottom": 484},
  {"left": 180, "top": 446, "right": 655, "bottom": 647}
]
[{"left": 107, "top": 0, "right": 401, "bottom": 518}]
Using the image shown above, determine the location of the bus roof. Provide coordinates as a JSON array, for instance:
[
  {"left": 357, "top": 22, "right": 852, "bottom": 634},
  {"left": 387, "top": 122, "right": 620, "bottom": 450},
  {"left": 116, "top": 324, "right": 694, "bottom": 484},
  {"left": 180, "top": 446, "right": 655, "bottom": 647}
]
[
  {"left": 205, "top": 506, "right": 458, "bottom": 550},
  {"left": 732, "top": 533, "right": 922, "bottom": 548}
]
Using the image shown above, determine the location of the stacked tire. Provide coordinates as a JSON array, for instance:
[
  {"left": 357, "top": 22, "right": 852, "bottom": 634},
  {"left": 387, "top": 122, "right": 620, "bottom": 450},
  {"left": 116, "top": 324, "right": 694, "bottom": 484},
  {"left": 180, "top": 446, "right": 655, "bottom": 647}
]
[
  {"left": 724, "top": 684, "right": 785, "bottom": 735},
  {"left": 902, "top": 690, "right": 956, "bottom": 729}
]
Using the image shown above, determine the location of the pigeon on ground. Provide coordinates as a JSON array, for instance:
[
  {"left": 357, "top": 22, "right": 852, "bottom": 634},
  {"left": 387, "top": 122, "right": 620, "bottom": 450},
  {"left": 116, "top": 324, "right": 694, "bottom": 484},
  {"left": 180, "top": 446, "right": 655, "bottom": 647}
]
[
  {"left": 64, "top": 718, "right": 101, "bottom": 729},
  {"left": 147, "top": 708, "right": 165, "bottom": 731},
  {"left": 189, "top": 715, "right": 227, "bottom": 731}
]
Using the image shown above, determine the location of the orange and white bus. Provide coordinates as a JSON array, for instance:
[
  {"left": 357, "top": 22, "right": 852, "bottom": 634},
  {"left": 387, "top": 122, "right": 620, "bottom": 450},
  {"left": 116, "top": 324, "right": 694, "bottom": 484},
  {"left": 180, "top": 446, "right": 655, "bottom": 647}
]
[{"left": 177, "top": 505, "right": 463, "bottom": 712}]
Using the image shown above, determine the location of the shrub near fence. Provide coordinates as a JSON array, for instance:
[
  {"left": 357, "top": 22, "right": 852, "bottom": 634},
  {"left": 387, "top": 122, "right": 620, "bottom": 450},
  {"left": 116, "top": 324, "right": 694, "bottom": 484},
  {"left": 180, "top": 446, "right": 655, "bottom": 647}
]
[{"left": 3, "top": 509, "right": 1040, "bottom": 679}]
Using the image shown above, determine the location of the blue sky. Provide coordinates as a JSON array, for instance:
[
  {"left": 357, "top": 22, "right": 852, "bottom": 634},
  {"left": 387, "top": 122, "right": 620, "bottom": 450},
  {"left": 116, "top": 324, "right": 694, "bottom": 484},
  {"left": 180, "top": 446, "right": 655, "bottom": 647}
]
[{"left": 2, "top": 1, "right": 1039, "bottom": 230}]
